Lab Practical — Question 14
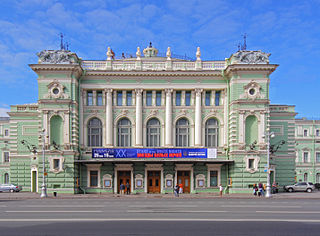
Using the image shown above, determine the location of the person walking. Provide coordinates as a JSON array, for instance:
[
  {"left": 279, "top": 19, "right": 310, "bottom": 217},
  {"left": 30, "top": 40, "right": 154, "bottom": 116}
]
[
  {"left": 126, "top": 182, "right": 130, "bottom": 195},
  {"left": 174, "top": 184, "right": 179, "bottom": 197},
  {"left": 258, "top": 182, "right": 264, "bottom": 197},
  {"left": 120, "top": 183, "right": 125, "bottom": 195},
  {"left": 253, "top": 184, "right": 258, "bottom": 196},
  {"left": 179, "top": 183, "right": 183, "bottom": 194},
  {"left": 219, "top": 184, "right": 223, "bottom": 197}
]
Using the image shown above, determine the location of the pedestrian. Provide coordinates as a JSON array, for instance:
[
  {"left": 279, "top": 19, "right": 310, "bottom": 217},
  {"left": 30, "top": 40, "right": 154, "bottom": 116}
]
[
  {"left": 253, "top": 184, "right": 258, "bottom": 196},
  {"left": 174, "top": 184, "right": 179, "bottom": 197},
  {"left": 219, "top": 184, "right": 223, "bottom": 197},
  {"left": 120, "top": 183, "right": 125, "bottom": 195},
  {"left": 258, "top": 182, "right": 264, "bottom": 197},
  {"left": 126, "top": 182, "right": 130, "bottom": 195},
  {"left": 179, "top": 183, "right": 183, "bottom": 194}
]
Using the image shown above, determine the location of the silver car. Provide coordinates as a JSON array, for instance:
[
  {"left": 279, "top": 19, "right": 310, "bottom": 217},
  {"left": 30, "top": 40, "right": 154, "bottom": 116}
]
[
  {"left": 284, "top": 182, "right": 315, "bottom": 193},
  {"left": 0, "top": 184, "right": 21, "bottom": 192}
]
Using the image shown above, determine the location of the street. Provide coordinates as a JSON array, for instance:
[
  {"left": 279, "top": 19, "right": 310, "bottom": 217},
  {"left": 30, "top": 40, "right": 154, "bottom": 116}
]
[{"left": 0, "top": 195, "right": 320, "bottom": 235}]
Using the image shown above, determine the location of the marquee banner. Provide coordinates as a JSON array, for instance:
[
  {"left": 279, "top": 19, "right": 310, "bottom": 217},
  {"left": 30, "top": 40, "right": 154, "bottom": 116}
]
[{"left": 92, "top": 148, "right": 217, "bottom": 159}]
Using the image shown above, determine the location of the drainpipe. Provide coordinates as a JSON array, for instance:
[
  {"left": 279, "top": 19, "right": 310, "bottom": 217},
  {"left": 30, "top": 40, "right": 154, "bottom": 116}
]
[
  {"left": 78, "top": 68, "right": 86, "bottom": 193},
  {"left": 222, "top": 69, "right": 230, "bottom": 192}
]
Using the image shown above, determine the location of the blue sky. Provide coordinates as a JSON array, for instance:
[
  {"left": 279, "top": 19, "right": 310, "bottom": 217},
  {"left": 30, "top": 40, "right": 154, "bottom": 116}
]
[{"left": 0, "top": 0, "right": 320, "bottom": 118}]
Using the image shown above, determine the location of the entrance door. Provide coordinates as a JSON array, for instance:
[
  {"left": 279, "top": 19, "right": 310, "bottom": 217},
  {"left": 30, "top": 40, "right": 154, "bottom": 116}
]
[
  {"left": 118, "top": 171, "right": 131, "bottom": 193},
  {"left": 177, "top": 171, "right": 190, "bottom": 193},
  {"left": 147, "top": 171, "right": 161, "bottom": 193},
  {"left": 32, "top": 171, "right": 37, "bottom": 192}
]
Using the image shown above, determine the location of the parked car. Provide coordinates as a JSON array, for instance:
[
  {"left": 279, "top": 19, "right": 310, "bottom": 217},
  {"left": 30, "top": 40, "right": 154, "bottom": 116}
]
[
  {"left": 0, "top": 184, "right": 22, "bottom": 192},
  {"left": 284, "top": 182, "right": 315, "bottom": 193}
]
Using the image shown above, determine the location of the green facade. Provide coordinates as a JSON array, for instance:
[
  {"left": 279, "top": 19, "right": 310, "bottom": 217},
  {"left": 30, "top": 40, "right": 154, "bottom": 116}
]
[{"left": 0, "top": 47, "right": 303, "bottom": 194}]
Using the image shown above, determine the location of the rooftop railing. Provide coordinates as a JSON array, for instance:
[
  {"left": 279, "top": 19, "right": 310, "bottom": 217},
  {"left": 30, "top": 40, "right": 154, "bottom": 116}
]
[{"left": 81, "top": 60, "right": 226, "bottom": 71}]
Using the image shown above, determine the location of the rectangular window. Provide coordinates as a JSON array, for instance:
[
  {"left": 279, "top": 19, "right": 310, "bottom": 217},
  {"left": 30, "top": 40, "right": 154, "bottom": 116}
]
[
  {"left": 215, "top": 91, "right": 221, "bottom": 106},
  {"left": 97, "top": 91, "right": 103, "bottom": 106},
  {"left": 316, "top": 153, "right": 320, "bottom": 163},
  {"left": 205, "top": 91, "right": 211, "bottom": 106},
  {"left": 248, "top": 159, "right": 254, "bottom": 169},
  {"left": 90, "top": 170, "right": 98, "bottom": 187},
  {"left": 146, "top": 91, "right": 152, "bottom": 106},
  {"left": 4, "top": 129, "right": 9, "bottom": 137},
  {"left": 87, "top": 91, "right": 93, "bottom": 106},
  {"left": 316, "top": 130, "right": 320, "bottom": 137},
  {"left": 117, "top": 91, "right": 122, "bottom": 106},
  {"left": 210, "top": 171, "right": 218, "bottom": 187},
  {"left": 126, "top": 91, "right": 132, "bottom": 106},
  {"left": 185, "top": 91, "right": 191, "bottom": 106},
  {"left": 303, "top": 152, "right": 308, "bottom": 163},
  {"left": 176, "top": 91, "right": 181, "bottom": 106},
  {"left": 304, "top": 129, "right": 308, "bottom": 137},
  {"left": 156, "top": 91, "right": 161, "bottom": 106},
  {"left": 4, "top": 152, "right": 9, "bottom": 163},
  {"left": 53, "top": 159, "right": 60, "bottom": 170}
]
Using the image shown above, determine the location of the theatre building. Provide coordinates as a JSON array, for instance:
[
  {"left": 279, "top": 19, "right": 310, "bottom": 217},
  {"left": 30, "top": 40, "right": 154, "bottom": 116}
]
[{"left": 0, "top": 44, "right": 296, "bottom": 194}]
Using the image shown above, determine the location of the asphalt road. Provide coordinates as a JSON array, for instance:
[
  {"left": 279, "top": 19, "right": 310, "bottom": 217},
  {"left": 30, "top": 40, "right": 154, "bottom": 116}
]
[{"left": 0, "top": 198, "right": 319, "bottom": 235}]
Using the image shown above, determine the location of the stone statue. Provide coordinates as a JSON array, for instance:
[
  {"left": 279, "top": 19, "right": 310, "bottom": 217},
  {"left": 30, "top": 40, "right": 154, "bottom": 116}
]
[
  {"left": 231, "top": 51, "right": 270, "bottom": 64},
  {"left": 37, "top": 50, "right": 79, "bottom": 64}
]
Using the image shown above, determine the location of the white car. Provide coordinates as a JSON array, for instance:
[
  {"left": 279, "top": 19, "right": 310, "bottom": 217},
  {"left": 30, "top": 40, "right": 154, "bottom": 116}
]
[{"left": 0, "top": 184, "right": 21, "bottom": 192}]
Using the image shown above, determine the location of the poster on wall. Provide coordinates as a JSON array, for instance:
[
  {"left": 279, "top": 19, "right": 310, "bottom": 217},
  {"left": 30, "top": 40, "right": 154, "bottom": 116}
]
[{"left": 92, "top": 148, "right": 217, "bottom": 159}]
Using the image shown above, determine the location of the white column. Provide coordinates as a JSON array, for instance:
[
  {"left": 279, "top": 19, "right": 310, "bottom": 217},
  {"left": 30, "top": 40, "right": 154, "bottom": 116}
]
[
  {"left": 195, "top": 88, "right": 203, "bottom": 146},
  {"left": 80, "top": 90, "right": 86, "bottom": 146},
  {"left": 43, "top": 111, "right": 49, "bottom": 144},
  {"left": 259, "top": 111, "right": 265, "bottom": 144},
  {"left": 64, "top": 111, "right": 70, "bottom": 145},
  {"left": 106, "top": 89, "right": 113, "bottom": 146},
  {"left": 135, "top": 89, "right": 143, "bottom": 147},
  {"left": 92, "top": 91, "right": 97, "bottom": 106},
  {"left": 165, "top": 89, "right": 173, "bottom": 146}
]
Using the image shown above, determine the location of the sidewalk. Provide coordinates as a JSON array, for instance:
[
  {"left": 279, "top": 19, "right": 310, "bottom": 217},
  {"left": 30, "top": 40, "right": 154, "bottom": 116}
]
[{"left": 1, "top": 191, "right": 320, "bottom": 200}]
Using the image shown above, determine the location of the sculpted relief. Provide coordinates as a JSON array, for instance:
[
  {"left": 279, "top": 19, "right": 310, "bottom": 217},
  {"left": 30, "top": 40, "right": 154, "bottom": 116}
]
[
  {"left": 231, "top": 51, "right": 270, "bottom": 64},
  {"left": 37, "top": 50, "right": 79, "bottom": 64}
]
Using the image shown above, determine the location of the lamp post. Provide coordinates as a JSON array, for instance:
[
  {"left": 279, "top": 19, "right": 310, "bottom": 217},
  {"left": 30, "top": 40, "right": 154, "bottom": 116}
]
[
  {"left": 40, "top": 129, "right": 47, "bottom": 198},
  {"left": 264, "top": 131, "right": 275, "bottom": 198}
]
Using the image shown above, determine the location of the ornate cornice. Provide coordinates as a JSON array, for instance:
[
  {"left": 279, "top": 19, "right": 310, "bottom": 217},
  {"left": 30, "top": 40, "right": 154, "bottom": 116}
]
[{"left": 224, "top": 64, "right": 278, "bottom": 76}]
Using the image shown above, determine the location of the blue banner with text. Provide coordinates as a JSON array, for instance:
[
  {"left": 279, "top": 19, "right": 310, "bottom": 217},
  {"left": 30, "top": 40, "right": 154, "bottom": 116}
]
[{"left": 92, "top": 148, "right": 217, "bottom": 159}]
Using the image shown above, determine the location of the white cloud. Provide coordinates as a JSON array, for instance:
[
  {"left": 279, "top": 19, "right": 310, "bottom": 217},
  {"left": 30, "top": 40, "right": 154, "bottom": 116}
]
[{"left": 0, "top": 108, "right": 10, "bottom": 117}]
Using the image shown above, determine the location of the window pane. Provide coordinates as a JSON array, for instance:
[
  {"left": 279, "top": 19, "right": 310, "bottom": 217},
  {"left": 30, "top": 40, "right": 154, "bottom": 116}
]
[
  {"left": 185, "top": 91, "right": 191, "bottom": 106},
  {"left": 317, "top": 153, "right": 320, "bottom": 163},
  {"left": 127, "top": 91, "right": 132, "bottom": 106},
  {"left": 147, "top": 118, "right": 160, "bottom": 147},
  {"left": 87, "top": 91, "right": 93, "bottom": 106},
  {"left": 215, "top": 91, "right": 220, "bottom": 106},
  {"left": 4, "top": 152, "right": 9, "bottom": 162},
  {"left": 176, "top": 91, "right": 181, "bottom": 106},
  {"left": 117, "top": 91, "right": 122, "bottom": 106},
  {"left": 97, "top": 92, "right": 103, "bottom": 106},
  {"left": 88, "top": 118, "right": 102, "bottom": 147},
  {"left": 90, "top": 171, "right": 98, "bottom": 187},
  {"left": 205, "top": 91, "right": 211, "bottom": 106},
  {"left": 156, "top": 91, "right": 161, "bottom": 106},
  {"left": 146, "top": 91, "right": 152, "bottom": 106},
  {"left": 118, "top": 118, "right": 131, "bottom": 147},
  {"left": 210, "top": 171, "right": 218, "bottom": 187}
]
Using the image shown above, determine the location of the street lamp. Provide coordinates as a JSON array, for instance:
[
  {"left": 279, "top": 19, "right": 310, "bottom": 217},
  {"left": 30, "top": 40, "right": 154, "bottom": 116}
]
[
  {"left": 263, "top": 131, "right": 275, "bottom": 198},
  {"left": 21, "top": 129, "right": 47, "bottom": 198},
  {"left": 40, "top": 129, "right": 47, "bottom": 198}
]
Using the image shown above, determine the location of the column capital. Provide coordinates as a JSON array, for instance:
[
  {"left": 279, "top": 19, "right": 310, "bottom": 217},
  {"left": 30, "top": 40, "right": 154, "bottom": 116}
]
[
  {"left": 165, "top": 88, "right": 173, "bottom": 96},
  {"left": 195, "top": 88, "right": 203, "bottom": 97},
  {"left": 104, "top": 88, "right": 113, "bottom": 94},
  {"left": 135, "top": 88, "right": 143, "bottom": 96}
]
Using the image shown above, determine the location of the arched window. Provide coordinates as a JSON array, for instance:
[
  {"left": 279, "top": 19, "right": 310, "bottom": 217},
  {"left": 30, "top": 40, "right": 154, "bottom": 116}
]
[
  {"left": 176, "top": 118, "right": 189, "bottom": 147},
  {"left": 205, "top": 118, "right": 219, "bottom": 147},
  {"left": 147, "top": 118, "right": 161, "bottom": 147},
  {"left": 50, "top": 115, "right": 63, "bottom": 145},
  {"left": 4, "top": 173, "right": 9, "bottom": 184},
  {"left": 245, "top": 115, "right": 258, "bottom": 146},
  {"left": 87, "top": 118, "right": 102, "bottom": 147},
  {"left": 118, "top": 118, "right": 131, "bottom": 147}
]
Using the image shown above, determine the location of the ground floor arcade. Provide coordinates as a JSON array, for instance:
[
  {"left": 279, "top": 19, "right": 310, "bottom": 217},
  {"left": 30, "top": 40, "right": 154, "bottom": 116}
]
[{"left": 77, "top": 160, "right": 233, "bottom": 194}]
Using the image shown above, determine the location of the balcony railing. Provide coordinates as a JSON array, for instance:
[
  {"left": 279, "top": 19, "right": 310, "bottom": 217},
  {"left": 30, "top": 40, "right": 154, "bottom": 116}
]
[{"left": 81, "top": 60, "right": 226, "bottom": 71}]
